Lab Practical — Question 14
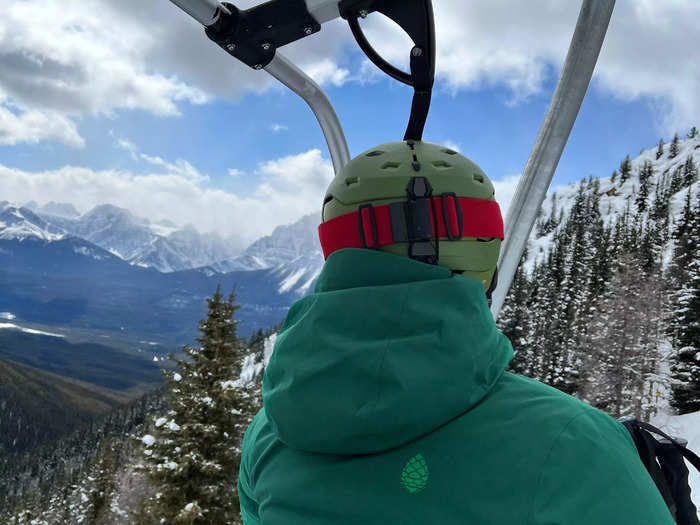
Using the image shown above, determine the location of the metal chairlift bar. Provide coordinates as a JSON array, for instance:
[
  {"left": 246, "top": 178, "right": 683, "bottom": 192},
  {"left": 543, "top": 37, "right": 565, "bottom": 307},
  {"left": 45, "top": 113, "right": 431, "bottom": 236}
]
[
  {"left": 168, "top": 0, "right": 350, "bottom": 174},
  {"left": 170, "top": 0, "right": 343, "bottom": 27},
  {"left": 490, "top": 0, "right": 616, "bottom": 319},
  {"left": 170, "top": 0, "right": 230, "bottom": 26},
  {"left": 265, "top": 54, "right": 351, "bottom": 174},
  {"left": 305, "top": 0, "right": 342, "bottom": 23}
]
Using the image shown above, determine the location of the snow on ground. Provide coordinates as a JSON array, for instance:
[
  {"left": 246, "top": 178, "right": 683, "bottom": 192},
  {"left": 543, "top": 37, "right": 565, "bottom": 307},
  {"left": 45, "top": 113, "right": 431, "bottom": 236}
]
[
  {"left": 0, "top": 322, "right": 64, "bottom": 338},
  {"left": 0, "top": 312, "right": 16, "bottom": 320},
  {"left": 653, "top": 410, "right": 700, "bottom": 511}
]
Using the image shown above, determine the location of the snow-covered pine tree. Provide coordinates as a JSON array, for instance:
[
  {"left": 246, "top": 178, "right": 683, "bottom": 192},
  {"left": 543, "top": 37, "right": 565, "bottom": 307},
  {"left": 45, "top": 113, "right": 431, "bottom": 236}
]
[
  {"left": 656, "top": 138, "right": 665, "bottom": 160},
  {"left": 138, "top": 287, "right": 258, "bottom": 525},
  {"left": 683, "top": 156, "right": 698, "bottom": 187},
  {"left": 669, "top": 133, "right": 680, "bottom": 158},
  {"left": 670, "top": 190, "right": 700, "bottom": 414},
  {"left": 689, "top": 126, "right": 698, "bottom": 139},
  {"left": 636, "top": 161, "right": 653, "bottom": 214},
  {"left": 619, "top": 155, "right": 632, "bottom": 184},
  {"left": 610, "top": 169, "right": 618, "bottom": 184},
  {"left": 500, "top": 250, "right": 534, "bottom": 376}
]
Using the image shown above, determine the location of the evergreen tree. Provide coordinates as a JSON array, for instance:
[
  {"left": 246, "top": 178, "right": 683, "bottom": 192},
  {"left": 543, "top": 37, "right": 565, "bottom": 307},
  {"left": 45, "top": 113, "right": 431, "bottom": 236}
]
[
  {"left": 610, "top": 170, "right": 618, "bottom": 184},
  {"left": 670, "top": 191, "right": 700, "bottom": 413},
  {"left": 139, "top": 288, "right": 259, "bottom": 525},
  {"left": 619, "top": 155, "right": 632, "bottom": 184},
  {"left": 669, "top": 133, "right": 680, "bottom": 158},
  {"left": 689, "top": 126, "right": 698, "bottom": 139},
  {"left": 670, "top": 165, "right": 685, "bottom": 195},
  {"left": 656, "top": 138, "right": 665, "bottom": 160},
  {"left": 500, "top": 251, "right": 534, "bottom": 376},
  {"left": 636, "top": 161, "right": 653, "bottom": 214},
  {"left": 670, "top": 267, "right": 700, "bottom": 414},
  {"left": 683, "top": 156, "right": 698, "bottom": 187}
]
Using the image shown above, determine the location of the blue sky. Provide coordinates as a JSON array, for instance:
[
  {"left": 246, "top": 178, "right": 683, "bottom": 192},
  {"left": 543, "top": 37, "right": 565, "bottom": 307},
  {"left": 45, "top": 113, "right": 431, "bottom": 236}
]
[{"left": 1, "top": 0, "right": 698, "bottom": 249}]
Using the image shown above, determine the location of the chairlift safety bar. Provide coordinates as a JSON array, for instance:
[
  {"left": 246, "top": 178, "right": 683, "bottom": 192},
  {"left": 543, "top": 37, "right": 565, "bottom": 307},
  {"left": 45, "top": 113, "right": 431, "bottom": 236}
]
[
  {"left": 169, "top": 0, "right": 616, "bottom": 318},
  {"left": 490, "top": 0, "right": 616, "bottom": 319}
]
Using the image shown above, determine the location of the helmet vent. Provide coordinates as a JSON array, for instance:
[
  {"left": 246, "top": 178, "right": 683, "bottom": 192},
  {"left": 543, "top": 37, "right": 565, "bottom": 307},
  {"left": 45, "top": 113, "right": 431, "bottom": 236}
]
[
  {"left": 473, "top": 173, "right": 485, "bottom": 183},
  {"left": 366, "top": 150, "right": 385, "bottom": 157},
  {"left": 345, "top": 176, "right": 359, "bottom": 187},
  {"left": 432, "top": 160, "right": 452, "bottom": 169},
  {"left": 381, "top": 161, "right": 401, "bottom": 170},
  {"left": 442, "top": 148, "right": 458, "bottom": 155}
]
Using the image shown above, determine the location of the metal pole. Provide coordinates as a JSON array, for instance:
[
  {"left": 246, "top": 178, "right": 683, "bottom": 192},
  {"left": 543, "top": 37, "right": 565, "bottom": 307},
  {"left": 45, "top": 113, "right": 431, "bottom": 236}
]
[
  {"left": 305, "top": 0, "right": 342, "bottom": 23},
  {"left": 170, "top": 0, "right": 230, "bottom": 26},
  {"left": 490, "top": 0, "right": 615, "bottom": 320},
  {"left": 265, "top": 54, "right": 351, "bottom": 174},
  {"left": 168, "top": 0, "right": 350, "bottom": 173}
]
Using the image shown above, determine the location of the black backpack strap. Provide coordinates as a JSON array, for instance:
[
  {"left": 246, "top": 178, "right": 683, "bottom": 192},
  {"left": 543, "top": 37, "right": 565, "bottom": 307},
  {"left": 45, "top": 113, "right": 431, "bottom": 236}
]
[
  {"left": 622, "top": 419, "right": 700, "bottom": 525},
  {"left": 635, "top": 421, "right": 700, "bottom": 473}
]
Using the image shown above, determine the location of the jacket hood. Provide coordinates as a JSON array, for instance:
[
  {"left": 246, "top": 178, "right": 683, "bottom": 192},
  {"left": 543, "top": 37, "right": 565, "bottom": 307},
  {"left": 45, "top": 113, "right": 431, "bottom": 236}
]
[{"left": 262, "top": 249, "right": 513, "bottom": 455}]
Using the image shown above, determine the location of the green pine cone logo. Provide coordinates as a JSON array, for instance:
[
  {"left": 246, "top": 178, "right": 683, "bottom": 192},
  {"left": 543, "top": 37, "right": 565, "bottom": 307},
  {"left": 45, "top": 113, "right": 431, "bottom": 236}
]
[{"left": 401, "top": 453, "right": 429, "bottom": 493}]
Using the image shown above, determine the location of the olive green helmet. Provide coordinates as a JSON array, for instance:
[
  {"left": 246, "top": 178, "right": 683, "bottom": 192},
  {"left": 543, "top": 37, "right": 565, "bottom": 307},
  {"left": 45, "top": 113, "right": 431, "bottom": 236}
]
[{"left": 319, "top": 141, "right": 503, "bottom": 291}]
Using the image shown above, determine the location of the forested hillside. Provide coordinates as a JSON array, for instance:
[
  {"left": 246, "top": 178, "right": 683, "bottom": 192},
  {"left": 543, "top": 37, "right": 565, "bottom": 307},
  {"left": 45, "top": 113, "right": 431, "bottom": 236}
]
[
  {"left": 499, "top": 128, "right": 700, "bottom": 419},
  {"left": 0, "top": 359, "right": 130, "bottom": 455},
  {"left": 0, "top": 315, "right": 271, "bottom": 524},
  {"left": 0, "top": 390, "right": 165, "bottom": 524}
]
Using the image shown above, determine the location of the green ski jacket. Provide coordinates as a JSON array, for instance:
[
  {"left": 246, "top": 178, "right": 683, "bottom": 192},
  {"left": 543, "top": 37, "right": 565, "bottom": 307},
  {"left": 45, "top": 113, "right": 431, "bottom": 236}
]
[{"left": 238, "top": 248, "right": 674, "bottom": 524}]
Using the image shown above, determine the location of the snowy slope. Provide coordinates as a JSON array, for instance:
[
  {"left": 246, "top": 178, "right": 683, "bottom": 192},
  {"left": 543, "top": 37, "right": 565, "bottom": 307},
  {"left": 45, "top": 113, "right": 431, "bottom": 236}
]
[
  {"left": 0, "top": 203, "right": 66, "bottom": 241},
  {"left": 527, "top": 133, "right": 700, "bottom": 272}
]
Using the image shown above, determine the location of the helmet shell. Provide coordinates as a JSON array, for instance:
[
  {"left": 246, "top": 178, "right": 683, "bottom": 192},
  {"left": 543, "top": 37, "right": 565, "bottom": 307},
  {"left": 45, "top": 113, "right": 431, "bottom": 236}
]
[{"left": 322, "top": 141, "right": 501, "bottom": 289}]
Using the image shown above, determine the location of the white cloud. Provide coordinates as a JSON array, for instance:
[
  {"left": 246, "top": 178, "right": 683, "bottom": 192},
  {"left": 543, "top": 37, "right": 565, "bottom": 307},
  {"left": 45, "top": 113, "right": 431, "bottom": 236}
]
[
  {"left": 492, "top": 174, "right": 522, "bottom": 219},
  {"left": 594, "top": 0, "right": 700, "bottom": 134},
  {"left": 0, "top": 0, "right": 351, "bottom": 147},
  {"left": 228, "top": 168, "right": 245, "bottom": 177},
  {"left": 357, "top": 0, "right": 700, "bottom": 132},
  {"left": 138, "top": 154, "right": 209, "bottom": 183},
  {"left": 303, "top": 59, "right": 350, "bottom": 87},
  {"left": 115, "top": 138, "right": 138, "bottom": 154},
  {"left": 113, "top": 136, "right": 139, "bottom": 161},
  {"left": 0, "top": 104, "right": 84, "bottom": 148},
  {"left": 269, "top": 124, "right": 289, "bottom": 133},
  {"left": 1, "top": 0, "right": 697, "bottom": 149},
  {"left": 0, "top": 149, "right": 332, "bottom": 247},
  {"left": 443, "top": 140, "right": 462, "bottom": 153}
]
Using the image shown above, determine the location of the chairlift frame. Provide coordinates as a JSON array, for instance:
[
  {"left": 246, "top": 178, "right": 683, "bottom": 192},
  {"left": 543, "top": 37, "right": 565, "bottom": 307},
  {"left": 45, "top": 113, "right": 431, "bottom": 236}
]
[{"left": 167, "top": 0, "right": 615, "bottom": 319}]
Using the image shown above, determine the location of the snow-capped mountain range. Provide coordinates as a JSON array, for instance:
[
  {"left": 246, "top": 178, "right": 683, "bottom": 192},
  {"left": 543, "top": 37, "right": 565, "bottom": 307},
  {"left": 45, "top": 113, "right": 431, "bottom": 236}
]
[
  {"left": 2, "top": 132, "right": 697, "bottom": 298},
  {"left": 0, "top": 202, "right": 240, "bottom": 273},
  {"left": 0, "top": 196, "right": 326, "bottom": 295},
  {"left": 208, "top": 214, "right": 324, "bottom": 296}
]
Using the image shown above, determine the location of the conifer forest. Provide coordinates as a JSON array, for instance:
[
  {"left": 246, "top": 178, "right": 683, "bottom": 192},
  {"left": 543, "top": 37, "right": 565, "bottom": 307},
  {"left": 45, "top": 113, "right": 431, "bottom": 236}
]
[{"left": 0, "top": 130, "right": 699, "bottom": 524}]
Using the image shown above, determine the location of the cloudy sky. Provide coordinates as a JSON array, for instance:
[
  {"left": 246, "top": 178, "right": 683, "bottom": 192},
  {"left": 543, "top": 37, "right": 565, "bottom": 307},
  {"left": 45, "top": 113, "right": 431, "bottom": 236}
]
[{"left": 0, "top": 0, "right": 698, "bottom": 252}]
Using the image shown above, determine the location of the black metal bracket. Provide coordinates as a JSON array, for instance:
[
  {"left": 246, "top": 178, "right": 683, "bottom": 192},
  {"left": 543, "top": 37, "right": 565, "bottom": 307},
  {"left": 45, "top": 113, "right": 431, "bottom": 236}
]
[
  {"left": 339, "top": 0, "right": 436, "bottom": 141},
  {"left": 204, "top": 0, "right": 321, "bottom": 70},
  {"left": 405, "top": 176, "right": 439, "bottom": 264}
]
